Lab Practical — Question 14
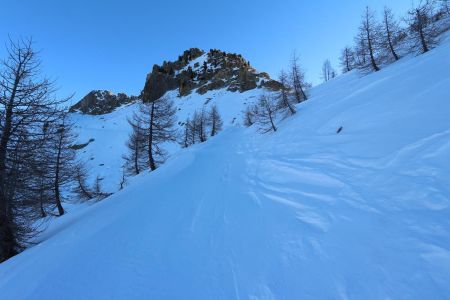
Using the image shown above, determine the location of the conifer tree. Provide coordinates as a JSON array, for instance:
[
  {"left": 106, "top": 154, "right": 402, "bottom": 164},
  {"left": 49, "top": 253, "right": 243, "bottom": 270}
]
[
  {"left": 127, "top": 96, "right": 177, "bottom": 171},
  {"left": 47, "top": 114, "right": 78, "bottom": 216},
  {"left": 123, "top": 119, "right": 146, "bottom": 175},
  {"left": 339, "top": 47, "right": 355, "bottom": 73},
  {"left": 356, "top": 6, "right": 381, "bottom": 72},
  {"left": 406, "top": 0, "right": 440, "bottom": 54},
  {"left": 289, "top": 52, "right": 308, "bottom": 103},
  {"left": 193, "top": 109, "right": 208, "bottom": 143},
  {"left": 181, "top": 119, "right": 192, "bottom": 148},
  {"left": 381, "top": 7, "right": 401, "bottom": 61},
  {"left": 73, "top": 164, "right": 93, "bottom": 201},
  {"left": 277, "top": 70, "right": 296, "bottom": 116},
  {"left": 321, "top": 59, "right": 337, "bottom": 82},
  {"left": 254, "top": 94, "right": 279, "bottom": 133},
  {"left": 440, "top": 0, "right": 450, "bottom": 15},
  {"left": 243, "top": 106, "right": 255, "bottom": 127},
  {"left": 0, "top": 38, "right": 71, "bottom": 261},
  {"left": 208, "top": 105, "right": 223, "bottom": 136}
]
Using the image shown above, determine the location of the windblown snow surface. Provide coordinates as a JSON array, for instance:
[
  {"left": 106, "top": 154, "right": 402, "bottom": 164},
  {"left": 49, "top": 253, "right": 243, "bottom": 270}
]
[{"left": 1, "top": 38, "right": 450, "bottom": 299}]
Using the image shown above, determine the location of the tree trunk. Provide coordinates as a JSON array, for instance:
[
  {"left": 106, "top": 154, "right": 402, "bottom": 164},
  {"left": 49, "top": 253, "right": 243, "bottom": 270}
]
[
  {"left": 417, "top": 10, "right": 429, "bottom": 53},
  {"left": 366, "top": 27, "right": 380, "bottom": 71},
  {"left": 148, "top": 103, "right": 156, "bottom": 171},
  {"left": 385, "top": 16, "right": 399, "bottom": 61},
  {"left": 283, "top": 92, "right": 295, "bottom": 115},
  {"left": 134, "top": 137, "right": 140, "bottom": 175},
  {"left": 39, "top": 184, "right": 47, "bottom": 218},
  {"left": 0, "top": 72, "right": 21, "bottom": 262},
  {"left": 387, "top": 33, "right": 399, "bottom": 61},
  {"left": 54, "top": 134, "right": 64, "bottom": 216},
  {"left": 211, "top": 115, "right": 216, "bottom": 136},
  {"left": 268, "top": 110, "right": 277, "bottom": 132},
  {"left": 294, "top": 71, "right": 307, "bottom": 102},
  {"left": 346, "top": 50, "right": 351, "bottom": 72},
  {"left": 40, "top": 200, "right": 47, "bottom": 218},
  {"left": 300, "top": 86, "right": 307, "bottom": 101}
]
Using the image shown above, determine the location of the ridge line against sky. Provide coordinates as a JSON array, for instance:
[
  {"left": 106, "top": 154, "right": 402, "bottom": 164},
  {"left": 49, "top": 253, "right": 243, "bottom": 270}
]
[{"left": 1, "top": 0, "right": 411, "bottom": 103}]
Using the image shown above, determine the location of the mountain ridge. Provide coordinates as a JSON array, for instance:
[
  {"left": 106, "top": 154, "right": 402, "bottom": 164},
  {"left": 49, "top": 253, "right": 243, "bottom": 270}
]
[{"left": 70, "top": 48, "right": 282, "bottom": 115}]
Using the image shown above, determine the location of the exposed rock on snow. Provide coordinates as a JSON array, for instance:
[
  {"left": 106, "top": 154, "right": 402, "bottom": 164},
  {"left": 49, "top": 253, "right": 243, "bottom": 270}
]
[
  {"left": 144, "top": 48, "right": 281, "bottom": 100},
  {"left": 70, "top": 48, "right": 282, "bottom": 116},
  {"left": 69, "top": 90, "right": 138, "bottom": 115}
]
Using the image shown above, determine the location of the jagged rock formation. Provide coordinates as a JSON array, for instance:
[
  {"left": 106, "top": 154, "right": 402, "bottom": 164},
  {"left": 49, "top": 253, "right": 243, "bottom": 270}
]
[
  {"left": 69, "top": 90, "right": 138, "bottom": 115},
  {"left": 142, "top": 48, "right": 282, "bottom": 101},
  {"left": 71, "top": 48, "right": 282, "bottom": 114}
]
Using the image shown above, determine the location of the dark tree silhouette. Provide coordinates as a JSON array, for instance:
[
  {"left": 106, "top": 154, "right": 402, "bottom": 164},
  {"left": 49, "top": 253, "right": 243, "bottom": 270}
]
[
  {"left": 193, "top": 109, "right": 208, "bottom": 143},
  {"left": 181, "top": 119, "right": 192, "bottom": 148},
  {"left": 289, "top": 52, "right": 308, "bottom": 103},
  {"left": 339, "top": 47, "right": 355, "bottom": 73},
  {"left": 406, "top": 0, "right": 440, "bottom": 54},
  {"left": 243, "top": 105, "right": 257, "bottom": 127},
  {"left": 208, "top": 105, "right": 223, "bottom": 136},
  {"left": 277, "top": 70, "right": 296, "bottom": 116},
  {"left": 47, "top": 114, "right": 78, "bottom": 216},
  {"left": 127, "top": 96, "right": 177, "bottom": 171},
  {"left": 73, "top": 164, "right": 93, "bottom": 201},
  {"left": 255, "top": 94, "right": 279, "bottom": 133},
  {"left": 123, "top": 119, "right": 146, "bottom": 175},
  {"left": 356, "top": 7, "right": 381, "bottom": 72},
  {"left": 321, "top": 59, "right": 337, "bottom": 82},
  {"left": 0, "top": 38, "right": 70, "bottom": 261},
  {"left": 381, "top": 7, "right": 401, "bottom": 61}
]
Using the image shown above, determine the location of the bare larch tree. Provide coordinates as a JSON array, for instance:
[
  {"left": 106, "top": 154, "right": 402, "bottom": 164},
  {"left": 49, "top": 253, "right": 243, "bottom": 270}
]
[
  {"left": 406, "top": 0, "right": 440, "bottom": 54},
  {"left": 128, "top": 96, "right": 177, "bottom": 171},
  {"left": 47, "top": 114, "right": 78, "bottom": 216},
  {"left": 123, "top": 119, "right": 147, "bottom": 175},
  {"left": 277, "top": 70, "right": 296, "bottom": 116},
  {"left": 289, "top": 52, "right": 308, "bottom": 103},
  {"left": 356, "top": 6, "right": 381, "bottom": 72},
  {"left": 381, "top": 7, "right": 401, "bottom": 61},
  {"left": 0, "top": 38, "right": 68, "bottom": 261},
  {"left": 255, "top": 94, "right": 279, "bottom": 133},
  {"left": 321, "top": 59, "right": 337, "bottom": 82},
  {"left": 340, "top": 47, "right": 355, "bottom": 73},
  {"left": 243, "top": 105, "right": 257, "bottom": 127},
  {"left": 208, "top": 105, "right": 223, "bottom": 137}
]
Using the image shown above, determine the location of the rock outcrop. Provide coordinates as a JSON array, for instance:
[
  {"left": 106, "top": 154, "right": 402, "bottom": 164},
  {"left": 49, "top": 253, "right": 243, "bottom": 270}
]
[
  {"left": 71, "top": 48, "right": 282, "bottom": 115},
  {"left": 142, "top": 48, "right": 282, "bottom": 101},
  {"left": 69, "top": 90, "right": 137, "bottom": 115}
]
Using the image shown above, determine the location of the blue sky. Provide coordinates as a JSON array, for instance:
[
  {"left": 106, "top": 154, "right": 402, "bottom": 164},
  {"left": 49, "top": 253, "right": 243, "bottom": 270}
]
[{"left": 1, "top": 0, "right": 412, "bottom": 103}]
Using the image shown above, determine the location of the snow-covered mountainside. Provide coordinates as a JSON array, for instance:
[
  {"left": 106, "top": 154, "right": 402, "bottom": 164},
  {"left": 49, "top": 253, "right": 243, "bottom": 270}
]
[
  {"left": 69, "top": 48, "right": 280, "bottom": 192},
  {"left": 70, "top": 87, "right": 266, "bottom": 191},
  {"left": 1, "top": 34, "right": 450, "bottom": 299}
]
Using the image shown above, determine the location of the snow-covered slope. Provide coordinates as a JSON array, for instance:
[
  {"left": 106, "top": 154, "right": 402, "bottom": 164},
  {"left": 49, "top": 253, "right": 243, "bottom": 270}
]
[
  {"left": 70, "top": 87, "right": 266, "bottom": 192},
  {"left": 1, "top": 35, "right": 450, "bottom": 299}
]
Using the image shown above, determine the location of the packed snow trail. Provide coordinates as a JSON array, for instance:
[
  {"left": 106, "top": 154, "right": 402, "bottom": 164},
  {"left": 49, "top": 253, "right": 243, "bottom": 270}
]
[
  {"left": 1, "top": 35, "right": 450, "bottom": 299},
  {"left": 0, "top": 127, "right": 449, "bottom": 299}
]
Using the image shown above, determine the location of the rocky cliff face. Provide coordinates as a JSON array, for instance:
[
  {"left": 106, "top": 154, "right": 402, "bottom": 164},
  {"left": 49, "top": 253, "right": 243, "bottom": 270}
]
[
  {"left": 69, "top": 90, "right": 138, "bottom": 115},
  {"left": 70, "top": 48, "right": 282, "bottom": 114},
  {"left": 142, "top": 48, "right": 282, "bottom": 102}
]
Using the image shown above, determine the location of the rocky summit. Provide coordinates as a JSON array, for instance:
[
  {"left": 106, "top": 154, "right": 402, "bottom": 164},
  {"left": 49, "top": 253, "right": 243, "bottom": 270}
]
[
  {"left": 70, "top": 48, "right": 282, "bottom": 115},
  {"left": 142, "top": 48, "right": 282, "bottom": 102}
]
